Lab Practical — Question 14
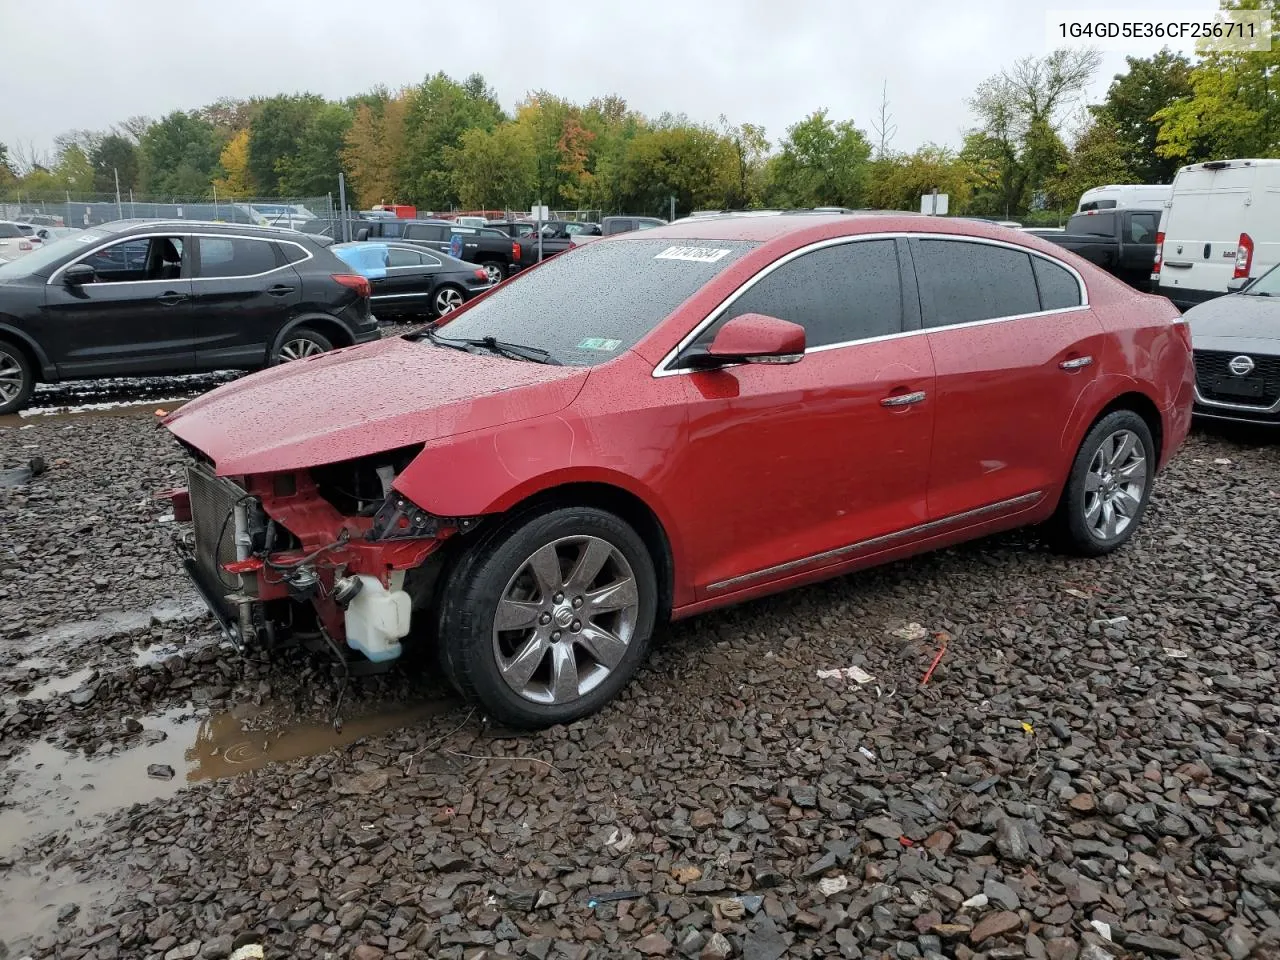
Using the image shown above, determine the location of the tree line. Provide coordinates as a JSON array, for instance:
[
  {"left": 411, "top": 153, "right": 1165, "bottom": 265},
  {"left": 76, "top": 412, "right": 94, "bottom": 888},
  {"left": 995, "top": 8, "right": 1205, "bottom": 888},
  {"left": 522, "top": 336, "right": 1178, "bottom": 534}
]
[{"left": 1, "top": 0, "right": 1275, "bottom": 221}]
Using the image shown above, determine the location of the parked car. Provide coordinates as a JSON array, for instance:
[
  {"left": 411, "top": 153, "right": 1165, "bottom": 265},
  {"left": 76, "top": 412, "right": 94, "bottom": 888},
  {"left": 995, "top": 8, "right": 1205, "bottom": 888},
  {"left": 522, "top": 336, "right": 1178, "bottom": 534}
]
[
  {"left": 161, "top": 213, "right": 1192, "bottom": 728},
  {"left": 0, "top": 222, "right": 39, "bottom": 260},
  {"left": 1078, "top": 184, "right": 1171, "bottom": 212},
  {"left": 331, "top": 241, "right": 492, "bottom": 319},
  {"left": 484, "top": 221, "right": 580, "bottom": 267},
  {"left": 0, "top": 220, "right": 379, "bottom": 414},
  {"left": 1184, "top": 262, "right": 1280, "bottom": 426},
  {"left": 1155, "top": 158, "right": 1280, "bottom": 311},
  {"left": 353, "top": 219, "right": 523, "bottom": 285},
  {"left": 17, "top": 213, "right": 65, "bottom": 228},
  {"left": 1039, "top": 208, "right": 1162, "bottom": 291},
  {"left": 601, "top": 216, "right": 667, "bottom": 235}
]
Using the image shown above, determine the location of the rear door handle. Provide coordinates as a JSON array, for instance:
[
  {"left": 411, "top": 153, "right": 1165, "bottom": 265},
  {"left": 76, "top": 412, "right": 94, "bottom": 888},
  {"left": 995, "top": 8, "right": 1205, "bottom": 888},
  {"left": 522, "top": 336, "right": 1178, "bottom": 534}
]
[
  {"left": 880, "top": 390, "right": 927, "bottom": 407},
  {"left": 157, "top": 291, "right": 189, "bottom": 306},
  {"left": 1059, "top": 355, "right": 1093, "bottom": 370},
  {"left": 268, "top": 284, "right": 295, "bottom": 297}
]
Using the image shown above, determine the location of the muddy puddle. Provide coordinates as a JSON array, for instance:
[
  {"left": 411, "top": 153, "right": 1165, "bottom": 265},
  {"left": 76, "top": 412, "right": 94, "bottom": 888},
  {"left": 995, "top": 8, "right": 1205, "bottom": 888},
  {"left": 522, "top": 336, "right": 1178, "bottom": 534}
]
[
  {"left": 12, "top": 667, "right": 97, "bottom": 701},
  {"left": 0, "top": 863, "right": 116, "bottom": 953},
  {"left": 0, "top": 699, "right": 454, "bottom": 859},
  {"left": 18, "top": 596, "right": 207, "bottom": 658}
]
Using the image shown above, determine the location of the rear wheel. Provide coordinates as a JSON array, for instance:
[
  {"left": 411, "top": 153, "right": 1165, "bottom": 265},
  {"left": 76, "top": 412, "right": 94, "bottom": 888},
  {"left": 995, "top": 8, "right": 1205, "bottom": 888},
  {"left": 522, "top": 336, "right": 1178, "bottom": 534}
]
[
  {"left": 0, "top": 341, "right": 35, "bottom": 415},
  {"left": 480, "top": 261, "right": 505, "bottom": 286},
  {"left": 1050, "top": 410, "right": 1154, "bottom": 555},
  {"left": 433, "top": 285, "right": 466, "bottom": 317},
  {"left": 437, "top": 506, "right": 657, "bottom": 728},
  {"left": 274, "top": 328, "right": 333, "bottom": 364}
]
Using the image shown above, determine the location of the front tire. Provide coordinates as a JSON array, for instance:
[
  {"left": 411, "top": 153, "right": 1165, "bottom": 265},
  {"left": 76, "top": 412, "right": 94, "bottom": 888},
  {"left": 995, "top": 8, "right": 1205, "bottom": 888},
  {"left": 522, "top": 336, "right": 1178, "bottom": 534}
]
[
  {"left": 0, "top": 340, "right": 35, "bottom": 415},
  {"left": 437, "top": 506, "right": 657, "bottom": 728},
  {"left": 1050, "top": 410, "right": 1154, "bottom": 556},
  {"left": 274, "top": 328, "right": 333, "bottom": 364}
]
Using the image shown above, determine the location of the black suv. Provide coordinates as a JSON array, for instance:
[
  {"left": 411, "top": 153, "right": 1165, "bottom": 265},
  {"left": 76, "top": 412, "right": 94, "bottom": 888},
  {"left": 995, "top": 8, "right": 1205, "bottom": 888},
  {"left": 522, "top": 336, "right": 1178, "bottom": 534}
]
[{"left": 0, "top": 220, "right": 379, "bottom": 414}]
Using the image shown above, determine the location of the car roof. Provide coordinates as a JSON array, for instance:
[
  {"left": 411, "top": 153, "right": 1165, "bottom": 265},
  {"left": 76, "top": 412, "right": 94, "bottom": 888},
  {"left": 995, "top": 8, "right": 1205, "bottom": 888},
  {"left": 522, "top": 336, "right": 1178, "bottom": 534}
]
[
  {"left": 615, "top": 211, "right": 956, "bottom": 243},
  {"left": 94, "top": 219, "right": 319, "bottom": 240}
]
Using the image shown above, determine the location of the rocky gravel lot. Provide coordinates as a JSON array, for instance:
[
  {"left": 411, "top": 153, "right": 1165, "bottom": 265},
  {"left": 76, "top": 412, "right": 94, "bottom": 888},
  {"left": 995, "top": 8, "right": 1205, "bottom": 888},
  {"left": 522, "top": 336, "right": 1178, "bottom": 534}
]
[{"left": 1, "top": 398, "right": 1279, "bottom": 960}]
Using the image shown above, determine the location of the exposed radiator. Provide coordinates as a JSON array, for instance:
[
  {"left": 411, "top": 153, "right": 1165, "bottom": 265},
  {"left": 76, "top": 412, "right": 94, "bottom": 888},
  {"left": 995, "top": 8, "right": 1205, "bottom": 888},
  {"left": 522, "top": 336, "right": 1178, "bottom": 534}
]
[{"left": 186, "top": 463, "right": 248, "bottom": 598}]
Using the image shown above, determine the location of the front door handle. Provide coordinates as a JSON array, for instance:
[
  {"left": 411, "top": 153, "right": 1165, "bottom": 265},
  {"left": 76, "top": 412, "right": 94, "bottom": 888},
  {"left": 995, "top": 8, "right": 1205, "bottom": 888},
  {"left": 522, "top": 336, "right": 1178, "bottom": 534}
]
[
  {"left": 157, "top": 291, "right": 189, "bottom": 306},
  {"left": 880, "top": 390, "right": 927, "bottom": 407},
  {"left": 268, "top": 284, "right": 295, "bottom": 297},
  {"left": 1059, "top": 355, "right": 1093, "bottom": 370}
]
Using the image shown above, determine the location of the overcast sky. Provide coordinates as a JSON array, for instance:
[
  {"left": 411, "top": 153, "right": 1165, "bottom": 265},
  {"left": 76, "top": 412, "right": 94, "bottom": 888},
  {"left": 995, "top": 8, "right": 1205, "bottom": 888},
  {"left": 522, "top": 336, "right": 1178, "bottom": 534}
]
[{"left": 2, "top": 0, "right": 1214, "bottom": 159}]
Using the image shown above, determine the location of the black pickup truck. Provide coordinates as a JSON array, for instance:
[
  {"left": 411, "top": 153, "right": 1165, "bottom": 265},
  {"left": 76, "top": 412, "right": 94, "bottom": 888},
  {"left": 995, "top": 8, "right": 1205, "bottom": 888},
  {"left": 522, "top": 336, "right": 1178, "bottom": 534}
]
[
  {"left": 351, "top": 219, "right": 522, "bottom": 285},
  {"left": 485, "top": 220, "right": 595, "bottom": 269},
  {"left": 1034, "top": 209, "right": 1163, "bottom": 292}
]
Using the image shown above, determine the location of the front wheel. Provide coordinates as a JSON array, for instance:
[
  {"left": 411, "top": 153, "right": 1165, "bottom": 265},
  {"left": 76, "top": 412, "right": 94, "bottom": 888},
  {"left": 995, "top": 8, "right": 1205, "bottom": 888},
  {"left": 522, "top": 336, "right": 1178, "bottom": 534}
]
[
  {"left": 0, "top": 341, "right": 35, "bottom": 415},
  {"left": 1049, "top": 410, "right": 1154, "bottom": 556},
  {"left": 437, "top": 506, "right": 657, "bottom": 728}
]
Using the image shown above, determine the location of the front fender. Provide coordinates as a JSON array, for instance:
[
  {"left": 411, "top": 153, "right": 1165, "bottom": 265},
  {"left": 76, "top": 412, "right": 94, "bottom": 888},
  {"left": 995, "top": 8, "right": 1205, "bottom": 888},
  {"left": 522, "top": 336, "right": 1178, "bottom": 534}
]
[{"left": 0, "top": 319, "right": 54, "bottom": 379}]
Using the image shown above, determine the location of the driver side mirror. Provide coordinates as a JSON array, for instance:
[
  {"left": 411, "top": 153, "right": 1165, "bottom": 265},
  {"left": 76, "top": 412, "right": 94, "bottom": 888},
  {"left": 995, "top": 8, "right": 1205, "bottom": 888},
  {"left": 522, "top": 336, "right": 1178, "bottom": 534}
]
[
  {"left": 63, "top": 263, "right": 96, "bottom": 286},
  {"left": 687, "top": 313, "right": 806, "bottom": 368},
  {"left": 355, "top": 228, "right": 370, "bottom": 242},
  {"left": 1227, "top": 276, "right": 1251, "bottom": 293}
]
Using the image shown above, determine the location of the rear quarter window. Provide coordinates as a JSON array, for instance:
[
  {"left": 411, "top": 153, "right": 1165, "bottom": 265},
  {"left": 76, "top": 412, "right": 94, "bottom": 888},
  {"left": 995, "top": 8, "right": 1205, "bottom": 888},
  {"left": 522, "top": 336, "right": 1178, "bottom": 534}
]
[{"left": 1032, "top": 257, "right": 1083, "bottom": 311}]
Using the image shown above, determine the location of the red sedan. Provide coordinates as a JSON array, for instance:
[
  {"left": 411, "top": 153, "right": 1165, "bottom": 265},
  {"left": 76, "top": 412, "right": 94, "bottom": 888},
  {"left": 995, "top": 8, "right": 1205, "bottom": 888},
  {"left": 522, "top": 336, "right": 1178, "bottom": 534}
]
[{"left": 164, "top": 213, "right": 1194, "bottom": 728}]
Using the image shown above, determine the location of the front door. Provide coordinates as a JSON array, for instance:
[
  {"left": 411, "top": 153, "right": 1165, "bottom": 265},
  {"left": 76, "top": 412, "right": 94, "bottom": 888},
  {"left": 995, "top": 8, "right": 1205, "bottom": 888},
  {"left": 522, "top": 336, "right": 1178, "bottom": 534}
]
[
  {"left": 909, "top": 237, "right": 1104, "bottom": 521},
  {"left": 42, "top": 234, "right": 196, "bottom": 378},
  {"left": 667, "top": 238, "right": 936, "bottom": 598},
  {"left": 190, "top": 235, "right": 301, "bottom": 370}
]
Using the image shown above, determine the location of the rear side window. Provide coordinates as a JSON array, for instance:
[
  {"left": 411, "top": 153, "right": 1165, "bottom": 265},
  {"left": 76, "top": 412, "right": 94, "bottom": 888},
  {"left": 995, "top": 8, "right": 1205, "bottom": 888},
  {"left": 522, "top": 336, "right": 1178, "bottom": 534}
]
[
  {"left": 703, "top": 239, "right": 903, "bottom": 350},
  {"left": 1128, "top": 212, "right": 1159, "bottom": 243},
  {"left": 914, "top": 239, "right": 1040, "bottom": 327},
  {"left": 197, "top": 237, "right": 277, "bottom": 278},
  {"left": 380, "top": 222, "right": 404, "bottom": 238},
  {"left": 1032, "top": 257, "right": 1083, "bottom": 311},
  {"left": 405, "top": 223, "right": 443, "bottom": 242},
  {"left": 386, "top": 248, "right": 421, "bottom": 267},
  {"left": 1067, "top": 212, "right": 1116, "bottom": 237},
  {"left": 279, "top": 242, "right": 310, "bottom": 264}
]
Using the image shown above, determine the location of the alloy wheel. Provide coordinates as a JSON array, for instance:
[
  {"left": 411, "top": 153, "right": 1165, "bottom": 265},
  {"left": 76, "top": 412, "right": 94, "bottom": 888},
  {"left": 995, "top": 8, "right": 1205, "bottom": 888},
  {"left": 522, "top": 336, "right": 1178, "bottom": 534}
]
[
  {"left": 0, "top": 348, "right": 25, "bottom": 404},
  {"left": 435, "top": 288, "right": 464, "bottom": 315},
  {"left": 483, "top": 264, "right": 504, "bottom": 285},
  {"left": 1084, "top": 428, "right": 1147, "bottom": 541},
  {"left": 278, "top": 338, "right": 325, "bottom": 362},
  {"left": 492, "top": 535, "right": 640, "bottom": 705}
]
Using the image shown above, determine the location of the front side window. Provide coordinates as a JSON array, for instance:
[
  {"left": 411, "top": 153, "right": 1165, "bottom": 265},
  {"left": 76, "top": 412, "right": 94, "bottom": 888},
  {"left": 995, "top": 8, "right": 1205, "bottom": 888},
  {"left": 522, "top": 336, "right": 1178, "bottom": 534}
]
[
  {"left": 914, "top": 239, "right": 1040, "bottom": 328},
  {"left": 83, "top": 236, "right": 185, "bottom": 283},
  {"left": 196, "top": 237, "right": 277, "bottom": 279},
  {"left": 692, "top": 240, "right": 903, "bottom": 356},
  {"left": 437, "top": 238, "right": 757, "bottom": 366}
]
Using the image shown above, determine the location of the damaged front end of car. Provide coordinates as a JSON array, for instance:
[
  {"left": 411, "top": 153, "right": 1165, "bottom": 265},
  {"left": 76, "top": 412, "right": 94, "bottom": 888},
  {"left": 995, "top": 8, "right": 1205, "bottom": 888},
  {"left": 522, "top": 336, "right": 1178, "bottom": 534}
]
[{"left": 161, "top": 445, "right": 478, "bottom": 670}]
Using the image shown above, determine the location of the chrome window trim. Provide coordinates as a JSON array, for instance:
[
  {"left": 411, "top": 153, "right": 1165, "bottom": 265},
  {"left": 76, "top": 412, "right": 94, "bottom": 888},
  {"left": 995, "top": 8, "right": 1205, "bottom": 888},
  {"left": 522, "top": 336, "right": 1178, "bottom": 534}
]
[
  {"left": 706, "top": 490, "right": 1045, "bottom": 594},
  {"left": 47, "top": 232, "right": 314, "bottom": 285},
  {"left": 652, "top": 231, "right": 1089, "bottom": 378}
]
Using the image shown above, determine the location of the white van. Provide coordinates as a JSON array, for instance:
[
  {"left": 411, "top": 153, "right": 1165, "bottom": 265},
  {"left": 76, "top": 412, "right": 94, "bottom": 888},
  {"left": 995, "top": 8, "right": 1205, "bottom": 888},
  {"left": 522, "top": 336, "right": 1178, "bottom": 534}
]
[
  {"left": 1078, "top": 184, "right": 1172, "bottom": 212},
  {"left": 1153, "top": 159, "right": 1280, "bottom": 311}
]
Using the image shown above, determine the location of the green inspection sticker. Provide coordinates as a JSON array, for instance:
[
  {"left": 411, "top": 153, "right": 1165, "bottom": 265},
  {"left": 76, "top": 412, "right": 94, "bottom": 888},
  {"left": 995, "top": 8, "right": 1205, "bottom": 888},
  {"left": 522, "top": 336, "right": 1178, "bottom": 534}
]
[{"left": 577, "top": 337, "right": 622, "bottom": 351}]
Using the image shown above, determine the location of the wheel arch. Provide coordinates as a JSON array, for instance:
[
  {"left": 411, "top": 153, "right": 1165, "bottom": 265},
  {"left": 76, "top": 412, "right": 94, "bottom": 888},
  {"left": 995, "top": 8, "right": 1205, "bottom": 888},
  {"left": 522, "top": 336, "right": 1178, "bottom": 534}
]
[
  {"left": 1094, "top": 390, "right": 1163, "bottom": 466},
  {"left": 0, "top": 321, "right": 53, "bottom": 380},
  {"left": 270, "top": 313, "right": 354, "bottom": 361}
]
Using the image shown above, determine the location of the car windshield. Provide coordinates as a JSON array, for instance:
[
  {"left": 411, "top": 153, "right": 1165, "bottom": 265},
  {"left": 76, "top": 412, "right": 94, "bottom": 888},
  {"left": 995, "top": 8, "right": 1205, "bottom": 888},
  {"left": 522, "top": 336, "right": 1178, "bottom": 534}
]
[
  {"left": 0, "top": 227, "right": 114, "bottom": 280},
  {"left": 1244, "top": 264, "right": 1280, "bottom": 297},
  {"left": 435, "top": 238, "right": 758, "bottom": 365}
]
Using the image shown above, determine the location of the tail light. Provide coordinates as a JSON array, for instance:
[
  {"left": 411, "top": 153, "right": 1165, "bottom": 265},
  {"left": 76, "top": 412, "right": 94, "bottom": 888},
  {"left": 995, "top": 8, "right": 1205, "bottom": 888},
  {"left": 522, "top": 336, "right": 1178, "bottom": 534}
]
[
  {"left": 17, "top": 240, "right": 31, "bottom": 251},
  {"left": 474, "top": 268, "right": 489, "bottom": 282},
  {"left": 1233, "top": 232, "right": 1253, "bottom": 279},
  {"left": 512, "top": 241, "right": 522, "bottom": 261},
  {"left": 332, "top": 273, "right": 371, "bottom": 298},
  {"left": 1152, "top": 231, "right": 1164, "bottom": 276}
]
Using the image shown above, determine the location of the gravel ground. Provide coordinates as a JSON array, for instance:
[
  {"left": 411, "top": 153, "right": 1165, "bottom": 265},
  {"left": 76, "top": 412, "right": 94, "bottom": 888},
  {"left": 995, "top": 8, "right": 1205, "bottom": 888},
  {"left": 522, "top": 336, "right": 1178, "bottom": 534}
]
[{"left": 2, "top": 399, "right": 1279, "bottom": 960}]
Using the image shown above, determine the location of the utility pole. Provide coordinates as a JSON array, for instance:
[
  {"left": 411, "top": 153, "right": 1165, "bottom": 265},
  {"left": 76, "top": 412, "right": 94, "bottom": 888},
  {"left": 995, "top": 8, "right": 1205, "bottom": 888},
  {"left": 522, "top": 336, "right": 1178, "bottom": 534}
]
[
  {"left": 114, "top": 168, "right": 123, "bottom": 221},
  {"left": 670, "top": 194, "right": 675, "bottom": 222},
  {"left": 338, "top": 173, "right": 350, "bottom": 242}
]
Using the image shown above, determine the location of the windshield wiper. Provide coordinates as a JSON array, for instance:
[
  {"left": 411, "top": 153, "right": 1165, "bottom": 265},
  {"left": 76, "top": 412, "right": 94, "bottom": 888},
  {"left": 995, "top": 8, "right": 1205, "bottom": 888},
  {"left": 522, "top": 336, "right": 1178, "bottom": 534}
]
[{"left": 434, "top": 333, "right": 560, "bottom": 365}]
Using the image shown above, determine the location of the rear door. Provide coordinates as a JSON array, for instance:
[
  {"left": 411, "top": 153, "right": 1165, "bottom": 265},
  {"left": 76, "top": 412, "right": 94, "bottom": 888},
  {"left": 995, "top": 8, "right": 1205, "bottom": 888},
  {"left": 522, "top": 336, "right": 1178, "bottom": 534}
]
[
  {"left": 910, "top": 237, "right": 1103, "bottom": 521},
  {"left": 1118, "top": 211, "right": 1160, "bottom": 287},
  {"left": 372, "top": 247, "right": 438, "bottom": 314},
  {"left": 1159, "top": 165, "right": 1254, "bottom": 304},
  {"left": 190, "top": 235, "right": 302, "bottom": 370},
  {"left": 41, "top": 233, "right": 196, "bottom": 377},
  {"left": 673, "top": 238, "right": 936, "bottom": 597}
]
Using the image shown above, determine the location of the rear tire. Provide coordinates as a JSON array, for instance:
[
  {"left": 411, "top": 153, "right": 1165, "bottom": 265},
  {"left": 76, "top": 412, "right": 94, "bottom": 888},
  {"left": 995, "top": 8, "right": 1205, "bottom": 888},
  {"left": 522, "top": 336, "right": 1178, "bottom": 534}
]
[
  {"left": 1049, "top": 410, "right": 1154, "bottom": 556},
  {"left": 0, "top": 340, "right": 35, "bottom": 415},
  {"left": 274, "top": 328, "right": 333, "bottom": 364},
  {"left": 432, "top": 285, "right": 466, "bottom": 318},
  {"left": 480, "top": 261, "right": 505, "bottom": 286},
  {"left": 437, "top": 506, "right": 657, "bottom": 728}
]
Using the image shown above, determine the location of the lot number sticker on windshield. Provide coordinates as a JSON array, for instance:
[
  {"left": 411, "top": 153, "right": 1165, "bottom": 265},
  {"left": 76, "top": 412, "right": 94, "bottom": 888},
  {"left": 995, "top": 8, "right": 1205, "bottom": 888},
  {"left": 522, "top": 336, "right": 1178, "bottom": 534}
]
[
  {"left": 578, "top": 338, "right": 622, "bottom": 352},
  {"left": 655, "top": 246, "right": 732, "bottom": 263}
]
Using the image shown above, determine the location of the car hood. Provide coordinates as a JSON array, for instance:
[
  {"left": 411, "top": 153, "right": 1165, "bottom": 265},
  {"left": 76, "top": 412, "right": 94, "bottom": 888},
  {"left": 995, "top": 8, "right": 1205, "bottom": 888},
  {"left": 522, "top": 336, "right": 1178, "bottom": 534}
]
[
  {"left": 1187, "top": 294, "right": 1280, "bottom": 352},
  {"left": 165, "top": 336, "right": 590, "bottom": 475}
]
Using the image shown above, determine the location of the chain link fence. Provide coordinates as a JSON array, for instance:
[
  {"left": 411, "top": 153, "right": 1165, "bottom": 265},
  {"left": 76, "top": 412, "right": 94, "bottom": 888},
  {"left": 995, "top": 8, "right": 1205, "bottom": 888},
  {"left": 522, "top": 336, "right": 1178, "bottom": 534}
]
[{"left": 0, "top": 192, "right": 335, "bottom": 229}]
